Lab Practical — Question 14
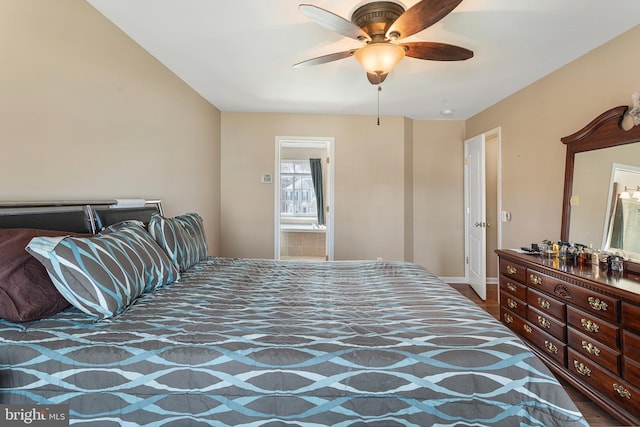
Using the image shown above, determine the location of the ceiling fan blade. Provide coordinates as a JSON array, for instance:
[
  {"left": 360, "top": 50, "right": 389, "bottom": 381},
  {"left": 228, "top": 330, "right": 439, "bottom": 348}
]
[
  {"left": 401, "top": 42, "right": 473, "bottom": 61},
  {"left": 367, "top": 72, "right": 388, "bottom": 85},
  {"left": 299, "top": 4, "right": 371, "bottom": 42},
  {"left": 293, "top": 50, "right": 356, "bottom": 68},
  {"left": 386, "top": 0, "right": 463, "bottom": 40}
]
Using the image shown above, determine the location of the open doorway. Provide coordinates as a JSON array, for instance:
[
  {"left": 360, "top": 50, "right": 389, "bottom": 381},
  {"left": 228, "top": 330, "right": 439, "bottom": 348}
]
[{"left": 274, "top": 137, "right": 334, "bottom": 261}]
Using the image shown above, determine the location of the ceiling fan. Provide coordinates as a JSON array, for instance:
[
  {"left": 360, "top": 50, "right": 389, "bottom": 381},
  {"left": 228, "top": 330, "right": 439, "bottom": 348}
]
[{"left": 294, "top": 0, "right": 473, "bottom": 85}]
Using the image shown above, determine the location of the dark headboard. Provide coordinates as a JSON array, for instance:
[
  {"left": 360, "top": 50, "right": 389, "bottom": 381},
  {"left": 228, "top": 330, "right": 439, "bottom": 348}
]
[
  {"left": 0, "top": 200, "right": 163, "bottom": 234},
  {"left": 0, "top": 206, "right": 94, "bottom": 233},
  {"left": 93, "top": 206, "right": 160, "bottom": 231}
]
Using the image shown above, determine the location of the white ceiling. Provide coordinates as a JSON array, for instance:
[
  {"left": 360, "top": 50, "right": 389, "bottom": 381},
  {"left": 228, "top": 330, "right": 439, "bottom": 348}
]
[{"left": 86, "top": 0, "right": 640, "bottom": 120}]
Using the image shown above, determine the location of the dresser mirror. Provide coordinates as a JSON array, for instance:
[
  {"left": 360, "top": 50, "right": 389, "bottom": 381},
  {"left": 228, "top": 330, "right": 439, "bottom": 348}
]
[
  {"left": 601, "top": 163, "right": 640, "bottom": 259},
  {"left": 561, "top": 104, "right": 640, "bottom": 270}
]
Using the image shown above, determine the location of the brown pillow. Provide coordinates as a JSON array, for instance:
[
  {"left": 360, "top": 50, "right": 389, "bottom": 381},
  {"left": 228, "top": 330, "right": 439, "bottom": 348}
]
[{"left": 0, "top": 228, "right": 89, "bottom": 323}]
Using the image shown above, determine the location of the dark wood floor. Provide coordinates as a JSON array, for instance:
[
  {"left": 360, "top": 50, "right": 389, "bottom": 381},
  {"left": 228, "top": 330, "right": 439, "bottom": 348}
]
[{"left": 450, "top": 283, "right": 622, "bottom": 427}]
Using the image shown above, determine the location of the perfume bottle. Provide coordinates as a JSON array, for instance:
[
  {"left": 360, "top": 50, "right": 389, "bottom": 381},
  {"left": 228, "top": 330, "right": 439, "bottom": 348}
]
[
  {"left": 559, "top": 245, "right": 567, "bottom": 260},
  {"left": 552, "top": 242, "right": 560, "bottom": 258},
  {"left": 583, "top": 244, "right": 593, "bottom": 265},
  {"left": 611, "top": 252, "right": 624, "bottom": 273},
  {"left": 584, "top": 244, "right": 598, "bottom": 265}
]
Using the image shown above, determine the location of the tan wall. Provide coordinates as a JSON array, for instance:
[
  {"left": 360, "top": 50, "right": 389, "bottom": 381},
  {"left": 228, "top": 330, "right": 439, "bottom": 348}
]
[
  {"left": 412, "top": 120, "right": 466, "bottom": 276},
  {"left": 1, "top": 0, "right": 221, "bottom": 253},
  {"left": 466, "top": 25, "right": 640, "bottom": 251},
  {"left": 220, "top": 112, "right": 466, "bottom": 276},
  {"left": 221, "top": 112, "right": 414, "bottom": 261}
]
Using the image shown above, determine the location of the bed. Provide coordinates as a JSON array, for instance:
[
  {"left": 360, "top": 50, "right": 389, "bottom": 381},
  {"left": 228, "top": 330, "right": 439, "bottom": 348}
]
[{"left": 0, "top": 202, "right": 588, "bottom": 426}]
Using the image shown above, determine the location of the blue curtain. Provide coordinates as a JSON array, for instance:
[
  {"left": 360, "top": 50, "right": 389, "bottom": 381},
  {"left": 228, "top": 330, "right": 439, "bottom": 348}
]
[{"left": 310, "top": 158, "right": 325, "bottom": 225}]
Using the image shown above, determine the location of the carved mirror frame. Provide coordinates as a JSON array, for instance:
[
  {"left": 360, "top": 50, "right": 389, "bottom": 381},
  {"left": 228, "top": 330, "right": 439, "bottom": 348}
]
[{"left": 561, "top": 105, "right": 640, "bottom": 272}]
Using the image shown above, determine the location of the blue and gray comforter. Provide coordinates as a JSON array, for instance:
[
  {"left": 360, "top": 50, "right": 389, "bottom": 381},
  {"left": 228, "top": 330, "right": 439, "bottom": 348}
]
[{"left": 0, "top": 258, "right": 587, "bottom": 426}]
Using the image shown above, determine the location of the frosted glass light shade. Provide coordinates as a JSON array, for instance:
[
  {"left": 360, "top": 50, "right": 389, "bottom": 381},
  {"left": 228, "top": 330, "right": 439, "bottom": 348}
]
[{"left": 354, "top": 43, "right": 405, "bottom": 75}]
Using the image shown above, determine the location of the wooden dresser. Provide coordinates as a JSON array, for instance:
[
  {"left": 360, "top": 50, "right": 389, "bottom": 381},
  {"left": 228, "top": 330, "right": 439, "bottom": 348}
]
[{"left": 496, "top": 249, "right": 640, "bottom": 425}]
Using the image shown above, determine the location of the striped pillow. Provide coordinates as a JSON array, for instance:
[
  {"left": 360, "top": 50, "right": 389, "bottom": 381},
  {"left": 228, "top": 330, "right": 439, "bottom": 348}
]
[
  {"left": 148, "top": 213, "right": 208, "bottom": 272},
  {"left": 174, "top": 213, "right": 208, "bottom": 261},
  {"left": 26, "top": 221, "right": 179, "bottom": 319}
]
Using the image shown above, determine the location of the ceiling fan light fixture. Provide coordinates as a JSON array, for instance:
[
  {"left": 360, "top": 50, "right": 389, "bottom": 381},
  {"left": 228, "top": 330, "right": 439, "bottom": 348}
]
[{"left": 354, "top": 43, "right": 405, "bottom": 75}]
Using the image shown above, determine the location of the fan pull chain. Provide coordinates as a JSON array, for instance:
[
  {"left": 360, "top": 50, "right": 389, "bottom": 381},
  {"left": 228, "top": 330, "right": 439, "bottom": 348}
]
[{"left": 377, "top": 85, "right": 382, "bottom": 126}]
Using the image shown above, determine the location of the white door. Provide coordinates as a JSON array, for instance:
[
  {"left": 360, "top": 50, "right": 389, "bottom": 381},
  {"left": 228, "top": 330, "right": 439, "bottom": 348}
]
[{"left": 465, "top": 134, "right": 487, "bottom": 300}]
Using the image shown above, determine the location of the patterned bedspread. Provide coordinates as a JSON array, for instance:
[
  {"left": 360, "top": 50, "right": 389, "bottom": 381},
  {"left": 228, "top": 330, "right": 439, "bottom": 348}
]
[{"left": 0, "top": 258, "right": 587, "bottom": 426}]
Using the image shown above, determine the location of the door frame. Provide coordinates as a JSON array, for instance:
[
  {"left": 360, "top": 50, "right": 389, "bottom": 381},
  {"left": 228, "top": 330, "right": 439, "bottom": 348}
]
[{"left": 274, "top": 136, "right": 335, "bottom": 260}]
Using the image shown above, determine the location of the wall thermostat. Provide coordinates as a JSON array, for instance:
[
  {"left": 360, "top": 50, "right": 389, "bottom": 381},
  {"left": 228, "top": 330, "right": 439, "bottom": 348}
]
[{"left": 261, "top": 174, "right": 272, "bottom": 184}]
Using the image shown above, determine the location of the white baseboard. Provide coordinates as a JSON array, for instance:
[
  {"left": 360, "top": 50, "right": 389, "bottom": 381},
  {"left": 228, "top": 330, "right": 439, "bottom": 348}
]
[
  {"left": 441, "top": 277, "right": 498, "bottom": 285},
  {"left": 440, "top": 277, "right": 466, "bottom": 284}
]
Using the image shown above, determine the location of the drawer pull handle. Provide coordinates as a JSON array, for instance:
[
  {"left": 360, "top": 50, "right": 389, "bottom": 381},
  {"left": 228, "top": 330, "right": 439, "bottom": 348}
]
[
  {"left": 581, "top": 318, "right": 600, "bottom": 333},
  {"left": 537, "top": 315, "right": 551, "bottom": 329},
  {"left": 581, "top": 340, "right": 601, "bottom": 357},
  {"left": 544, "top": 340, "right": 558, "bottom": 354},
  {"left": 613, "top": 383, "right": 632, "bottom": 400},
  {"left": 503, "top": 313, "right": 513, "bottom": 324},
  {"left": 588, "top": 297, "right": 608, "bottom": 312},
  {"left": 523, "top": 324, "right": 532, "bottom": 334},
  {"left": 507, "top": 298, "right": 518, "bottom": 309},
  {"left": 506, "top": 265, "right": 517, "bottom": 275},
  {"left": 537, "top": 297, "right": 550, "bottom": 310},
  {"left": 573, "top": 360, "right": 592, "bottom": 377},
  {"left": 530, "top": 274, "right": 542, "bottom": 285},
  {"left": 507, "top": 283, "right": 517, "bottom": 292}
]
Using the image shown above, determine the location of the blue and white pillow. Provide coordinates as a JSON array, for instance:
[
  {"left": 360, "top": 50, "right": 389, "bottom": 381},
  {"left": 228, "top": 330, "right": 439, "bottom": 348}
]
[
  {"left": 174, "top": 213, "right": 208, "bottom": 261},
  {"left": 148, "top": 213, "right": 208, "bottom": 272},
  {"left": 26, "top": 221, "right": 179, "bottom": 319}
]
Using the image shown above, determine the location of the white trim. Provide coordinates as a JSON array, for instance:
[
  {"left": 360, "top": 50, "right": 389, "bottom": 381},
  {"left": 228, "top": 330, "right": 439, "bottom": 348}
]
[
  {"left": 275, "top": 136, "right": 335, "bottom": 260},
  {"left": 442, "top": 277, "right": 499, "bottom": 285},
  {"left": 488, "top": 127, "right": 503, "bottom": 282},
  {"left": 440, "top": 276, "right": 468, "bottom": 284},
  {"left": 274, "top": 141, "right": 280, "bottom": 259}
]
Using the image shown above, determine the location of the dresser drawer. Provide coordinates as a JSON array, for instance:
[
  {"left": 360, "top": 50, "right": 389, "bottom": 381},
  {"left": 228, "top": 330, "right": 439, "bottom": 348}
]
[
  {"left": 623, "top": 330, "right": 640, "bottom": 364},
  {"left": 526, "top": 269, "right": 563, "bottom": 297},
  {"left": 500, "top": 307, "right": 526, "bottom": 335},
  {"left": 573, "top": 291, "right": 619, "bottom": 323},
  {"left": 569, "top": 349, "right": 640, "bottom": 420},
  {"left": 527, "top": 287, "right": 565, "bottom": 321},
  {"left": 622, "top": 302, "right": 640, "bottom": 335},
  {"left": 567, "top": 306, "right": 619, "bottom": 350},
  {"left": 500, "top": 290, "right": 527, "bottom": 318},
  {"left": 500, "top": 276, "right": 527, "bottom": 301},
  {"left": 499, "top": 259, "right": 526, "bottom": 283},
  {"left": 568, "top": 328, "right": 620, "bottom": 375},
  {"left": 527, "top": 306, "right": 566, "bottom": 341},
  {"left": 624, "top": 356, "right": 640, "bottom": 385},
  {"left": 526, "top": 270, "right": 619, "bottom": 322},
  {"left": 524, "top": 320, "right": 566, "bottom": 367}
]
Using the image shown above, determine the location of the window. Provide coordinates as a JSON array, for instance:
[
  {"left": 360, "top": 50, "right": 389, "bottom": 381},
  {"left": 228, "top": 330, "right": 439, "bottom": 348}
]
[{"left": 280, "top": 160, "right": 317, "bottom": 218}]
